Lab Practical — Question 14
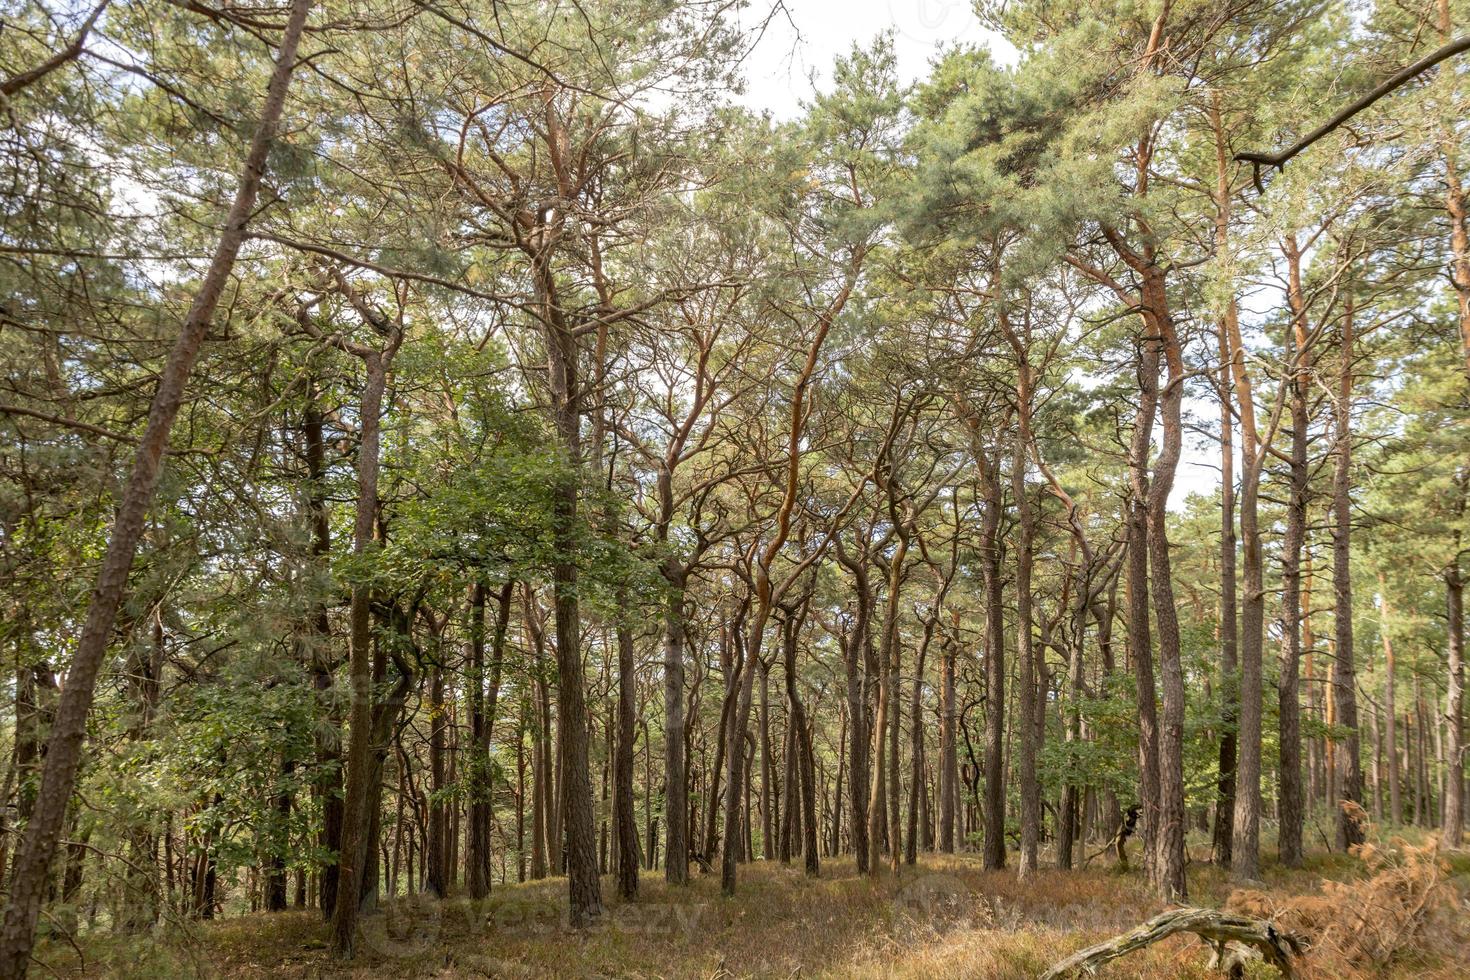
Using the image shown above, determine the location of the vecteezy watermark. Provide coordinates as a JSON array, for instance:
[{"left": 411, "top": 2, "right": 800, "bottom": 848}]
[
  {"left": 890, "top": 874, "right": 1026, "bottom": 934},
  {"left": 358, "top": 893, "right": 709, "bottom": 960},
  {"left": 886, "top": 0, "right": 985, "bottom": 49},
  {"left": 358, "top": 893, "right": 445, "bottom": 959},
  {"left": 892, "top": 872, "right": 974, "bottom": 930}
]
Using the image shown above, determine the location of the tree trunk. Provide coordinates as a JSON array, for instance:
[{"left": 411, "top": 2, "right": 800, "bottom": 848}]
[
  {"left": 782, "top": 610, "right": 819, "bottom": 875},
  {"left": 905, "top": 620, "right": 931, "bottom": 865},
  {"left": 426, "top": 662, "right": 448, "bottom": 897},
  {"left": 1445, "top": 569, "right": 1464, "bottom": 846},
  {"left": 721, "top": 611, "right": 760, "bottom": 895},
  {"left": 980, "top": 456, "right": 1007, "bottom": 871},
  {"left": 1381, "top": 572, "right": 1402, "bottom": 824},
  {"left": 1212, "top": 118, "right": 1240, "bottom": 863},
  {"left": 1230, "top": 316, "right": 1268, "bottom": 880},
  {"left": 0, "top": 3, "right": 313, "bottom": 972},
  {"left": 1012, "top": 405, "right": 1040, "bottom": 877},
  {"left": 615, "top": 609, "right": 639, "bottom": 898},
  {"left": 662, "top": 562, "right": 689, "bottom": 883},
  {"left": 331, "top": 342, "right": 398, "bottom": 956},
  {"left": 939, "top": 633, "right": 958, "bottom": 854},
  {"left": 1332, "top": 295, "right": 1365, "bottom": 850},
  {"left": 303, "top": 390, "right": 344, "bottom": 919},
  {"left": 837, "top": 540, "right": 872, "bottom": 871},
  {"left": 1276, "top": 234, "right": 1310, "bottom": 868}
]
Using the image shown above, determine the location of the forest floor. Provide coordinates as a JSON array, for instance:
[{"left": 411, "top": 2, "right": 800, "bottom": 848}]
[{"left": 39, "top": 834, "right": 1470, "bottom": 979}]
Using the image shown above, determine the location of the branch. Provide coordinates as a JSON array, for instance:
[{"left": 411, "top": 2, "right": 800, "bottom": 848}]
[
  {"left": 0, "top": 0, "right": 110, "bottom": 98},
  {"left": 1042, "top": 907, "right": 1308, "bottom": 979},
  {"left": 1236, "top": 35, "right": 1470, "bottom": 189}
]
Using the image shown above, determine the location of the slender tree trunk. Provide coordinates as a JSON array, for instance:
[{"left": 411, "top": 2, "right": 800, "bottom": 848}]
[
  {"left": 1125, "top": 469, "right": 1159, "bottom": 873},
  {"left": 661, "top": 562, "right": 689, "bottom": 884},
  {"left": 1381, "top": 572, "right": 1402, "bottom": 824},
  {"left": 837, "top": 542, "right": 872, "bottom": 871},
  {"left": 905, "top": 621, "right": 931, "bottom": 866},
  {"left": 782, "top": 610, "right": 819, "bottom": 875},
  {"left": 426, "top": 663, "right": 448, "bottom": 897},
  {"left": 870, "top": 535, "right": 909, "bottom": 874},
  {"left": 466, "top": 584, "right": 492, "bottom": 899},
  {"left": 303, "top": 391, "right": 344, "bottom": 919},
  {"left": 760, "top": 661, "right": 774, "bottom": 858},
  {"left": 1277, "top": 235, "right": 1310, "bottom": 868},
  {"left": 886, "top": 595, "right": 902, "bottom": 873},
  {"left": 1443, "top": 569, "right": 1463, "bottom": 845},
  {"left": 331, "top": 339, "right": 402, "bottom": 955},
  {"left": 1012, "top": 404, "right": 1040, "bottom": 877},
  {"left": 1434, "top": 0, "right": 1470, "bottom": 383},
  {"left": 530, "top": 655, "right": 549, "bottom": 880},
  {"left": 1212, "top": 118, "right": 1240, "bottom": 862},
  {"left": 980, "top": 460, "right": 1007, "bottom": 871},
  {"left": 1332, "top": 296, "right": 1365, "bottom": 850},
  {"left": 939, "top": 634, "right": 958, "bottom": 854},
  {"left": 615, "top": 609, "right": 639, "bottom": 898},
  {"left": 0, "top": 4, "right": 313, "bottom": 972},
  {"left": 721, "top": 613, "right": 760, "bottom": 895},
  {"left": 1231, "top": 330, "right": 1268, "bottom": 880},
  {"left": 1133, "top": 262, "right": 1188, "bottom": 900}
]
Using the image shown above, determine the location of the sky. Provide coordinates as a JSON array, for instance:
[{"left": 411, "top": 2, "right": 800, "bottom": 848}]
[
  {"left": 734, "top": 0, "right": 1011, "bottom": 119},
  {"left": 729, "top": 1, "right": 1224, "bottom": 510}
]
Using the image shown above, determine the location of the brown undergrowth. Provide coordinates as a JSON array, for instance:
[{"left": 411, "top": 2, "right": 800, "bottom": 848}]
[
  {"left": 1225, "top": 810, "right": 1468, "bottom": 978},
  {"left": 36, "top": 837, "right": 1470, "bottom": 979}
]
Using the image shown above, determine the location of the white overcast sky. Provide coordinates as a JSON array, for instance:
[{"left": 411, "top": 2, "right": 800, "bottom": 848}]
[
  {"left": 730, "top": 0, "right": 1222, "bottom": 510},
  {"left": 734, "top": 0, "right": 1010, "bottom": 119}
]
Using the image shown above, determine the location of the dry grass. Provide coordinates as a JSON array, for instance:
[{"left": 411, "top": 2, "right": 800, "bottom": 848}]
[{"left": 37, "top": 841, "right": 1470, "bottom": 979}]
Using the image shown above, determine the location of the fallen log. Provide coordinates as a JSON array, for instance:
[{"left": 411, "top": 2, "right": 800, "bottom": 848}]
[{"left": 1041, "top": 907, "right": 1308, "bottom": 979}]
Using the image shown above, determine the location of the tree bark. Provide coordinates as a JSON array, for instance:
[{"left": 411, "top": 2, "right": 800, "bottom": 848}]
[
  {"left": 1330, "top": 293, "right": 1366, "bottom": 850},
  {"left": 1012, "top": 394, "right": 1040, "bottom": 877},
  {"left": 304, "top": 389, "right": 344, "bottom": 919},
  {"left": 615, "top": 609, "right": 639, "bottom": 898},
  {"left": 1380, "top": 572, "right": 1402, "bottom": 824},
  {"left": 662, "top": 561, "right": 690, "bottom": 884},
  {"left": 837, "top": 539, "right": 872, "bottom": 871},
  {"left": 426, "top": 661, "right": 448, "bottom": 897},
  {"left": 782, "top": 608, "right": 819, "bottom": 875},
  {"left": 1444, "top": 568, "right": 1464, "bottom": 846},
  {"left": 1229, "top": 241, "right": 1271, "bottom": 879},
  {"left": 0, "top": 3, "right": 313, "bottom": 972},
  {"left": 905, "top": 619, "right": 932, "bottom": 865},
  {"left": 939, "top": 632, "right": 958, "bottom": 853},
  {"left": 979, "top": 450, "right": 1007, "bottom": 871},
  {"left": 1211, "top": 96, "right": 1240, "bottom": 865},
  {"left": 1277, "top": 234, "right": 1310, "bottom": 868},
  {"left": 331, "top": 336, "right": 402, "bottom": 955}
]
